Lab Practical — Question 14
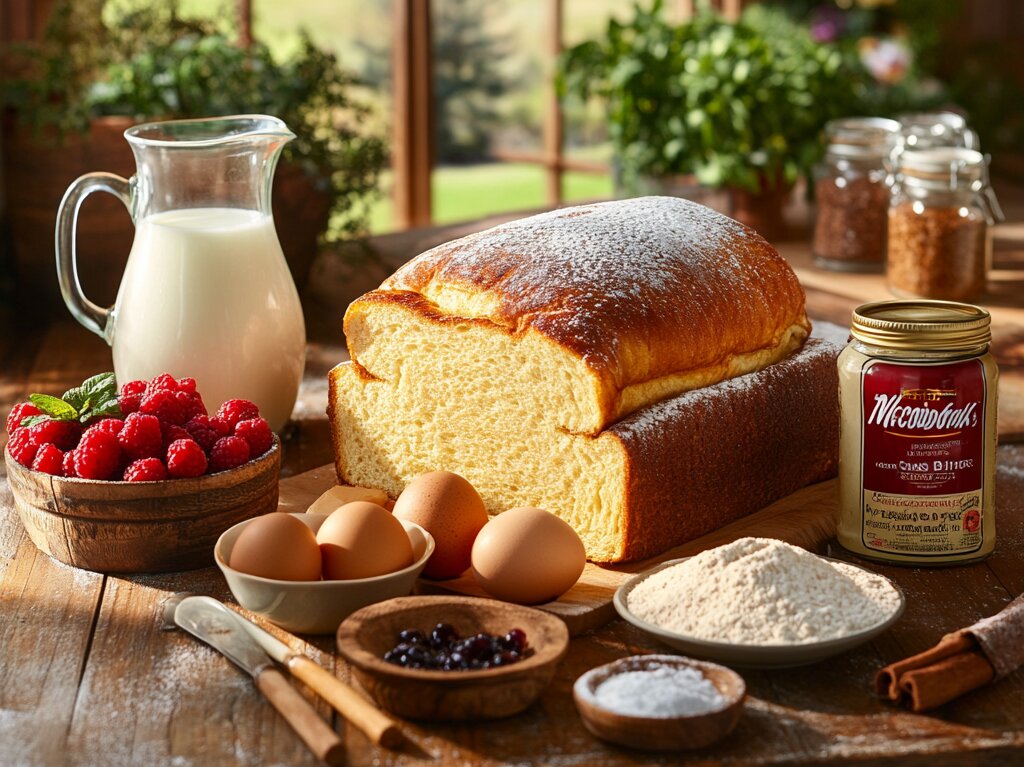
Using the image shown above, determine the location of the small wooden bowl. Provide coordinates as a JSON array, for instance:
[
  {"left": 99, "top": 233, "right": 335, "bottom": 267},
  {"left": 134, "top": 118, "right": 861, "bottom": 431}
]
[
  {"left": 573, "top": 654, "right": 745, "bottom": 751},
  {"left": 4, "top": 437, "right": 280, "bottom": 573},
  {"left": 336, "top": 595, "right": 570, "bottom": 722}
]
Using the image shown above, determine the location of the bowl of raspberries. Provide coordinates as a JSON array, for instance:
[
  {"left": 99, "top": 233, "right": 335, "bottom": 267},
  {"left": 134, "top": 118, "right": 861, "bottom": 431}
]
[{"left": 4, "top": 372, "right": 281, "bottom": 574}]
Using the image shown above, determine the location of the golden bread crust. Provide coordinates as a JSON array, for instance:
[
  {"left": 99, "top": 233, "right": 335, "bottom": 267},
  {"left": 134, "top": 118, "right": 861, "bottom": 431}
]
[{"left": 353, "top": 197, "right": 809, "bottom": 432}]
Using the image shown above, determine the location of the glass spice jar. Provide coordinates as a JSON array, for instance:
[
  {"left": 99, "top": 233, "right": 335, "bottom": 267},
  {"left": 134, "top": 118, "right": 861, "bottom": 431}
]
[
  {"left": 887, "top": 148, "right": 1002, "bottom": 301},
  {"left": 813, "top": 117, "right": 901, "bottom": 272}
]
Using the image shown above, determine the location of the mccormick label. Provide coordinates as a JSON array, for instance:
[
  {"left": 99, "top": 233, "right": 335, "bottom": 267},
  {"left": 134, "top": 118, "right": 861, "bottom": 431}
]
[{"left": 858, "top": 358, "right": 987, "bottom": 557}]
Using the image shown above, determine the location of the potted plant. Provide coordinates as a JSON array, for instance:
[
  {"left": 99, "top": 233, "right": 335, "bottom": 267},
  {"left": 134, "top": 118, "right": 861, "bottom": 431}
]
[
  {"left": 559, "top": 1, "right": 863, "bottom": 239},
  {"left": 1, "top": 1, "right": 387, "bottom": 318}
]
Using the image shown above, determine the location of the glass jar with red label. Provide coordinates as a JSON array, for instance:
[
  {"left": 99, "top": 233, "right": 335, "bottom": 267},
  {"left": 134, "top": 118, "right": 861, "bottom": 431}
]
[{"left": 837, "top": 299, "right": 998, "bottom": 565}]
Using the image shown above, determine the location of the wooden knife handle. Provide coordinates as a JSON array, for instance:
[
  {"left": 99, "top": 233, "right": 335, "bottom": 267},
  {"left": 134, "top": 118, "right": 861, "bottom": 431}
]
[
  {"left": 287, "top": 655, "right": 403, "bottom": 748},
  {"left": 255, "top": 667, "right": 345, "bottom": 766}
]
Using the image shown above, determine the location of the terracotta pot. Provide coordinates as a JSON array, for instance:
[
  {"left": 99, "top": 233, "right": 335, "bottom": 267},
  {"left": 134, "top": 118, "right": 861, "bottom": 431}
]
[
  {"left": 1, "top": 115, "right": 331, "bottom": 322},
  {"left": 727, "top": 178, "right": 793, "bottom": 243},
  {"left": 3, "top": 115, "right": 137, "bottom": 321},
  {"left": 272, "top": 162, "right": 333, "bottom": 292}
]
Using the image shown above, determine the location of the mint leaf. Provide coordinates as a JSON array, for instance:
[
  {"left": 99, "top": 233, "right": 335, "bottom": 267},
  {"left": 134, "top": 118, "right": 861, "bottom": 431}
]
[
  {"left": 87, "top": 398, "right": 123, "bottom": 421},
  {"left": 20, "top": 414, "right": 52, "bottom": 429},
  {"left": 64, "top": 372, "right": 116, "bottom": 413},
  {"left": 29, "top": 394, "right": 79, "bottom": 421}
]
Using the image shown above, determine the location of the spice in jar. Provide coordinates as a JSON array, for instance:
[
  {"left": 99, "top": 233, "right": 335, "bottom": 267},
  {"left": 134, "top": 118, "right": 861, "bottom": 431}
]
[
  {"left": 837, "top": 300, "right": 998, "bottom": 566},
  {"left": 886, "top": 148, "right": 1000, "bottom": 301},
  {"left": 813, "top": 117, "right": 900, "bottom": 271}
]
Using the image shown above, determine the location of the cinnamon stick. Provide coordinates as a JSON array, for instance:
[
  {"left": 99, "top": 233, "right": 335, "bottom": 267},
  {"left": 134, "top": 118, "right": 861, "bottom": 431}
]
[
  {"left": 876, "top": 593, "right": 1024, "bottom": 711},
  {"left": 898, "top": 648, "right": 995, "bottom": 712}
]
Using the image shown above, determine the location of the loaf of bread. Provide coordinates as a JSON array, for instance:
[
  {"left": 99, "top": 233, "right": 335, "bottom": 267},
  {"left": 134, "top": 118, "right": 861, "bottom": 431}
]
[{"left": 329, "top": 197, "right": 838, "bottom": 562}]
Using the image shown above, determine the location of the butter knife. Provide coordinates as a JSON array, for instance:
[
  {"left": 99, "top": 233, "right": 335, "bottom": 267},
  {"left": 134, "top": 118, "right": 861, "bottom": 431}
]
[
  {"left": 173, "top": 596, "right": 344, "bottom": 766},
  {"left": 185, "top": 596, "right": 402, "bottom": 747}
]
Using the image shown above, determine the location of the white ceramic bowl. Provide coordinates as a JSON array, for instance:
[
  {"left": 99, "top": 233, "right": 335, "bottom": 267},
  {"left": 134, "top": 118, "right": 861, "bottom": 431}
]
[
  {"left": 614, "top": 556, "right": 905, "bottom": 669},
  {"left": 215, "top": 512, "right": 435, "bottom": 635}
]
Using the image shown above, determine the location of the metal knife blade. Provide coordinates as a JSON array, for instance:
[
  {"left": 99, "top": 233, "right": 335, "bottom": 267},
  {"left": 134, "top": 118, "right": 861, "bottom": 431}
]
[
  {"left": 183, "top": 595, "right": 293, "bottom": 665},
  {"left": 173, "top": 596, "right": 274, "bottom": 677}
]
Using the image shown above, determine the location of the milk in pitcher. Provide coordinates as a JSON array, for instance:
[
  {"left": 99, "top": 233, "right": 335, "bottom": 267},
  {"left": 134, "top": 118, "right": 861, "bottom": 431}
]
[{"left": 112, "top": 207, "right": 305, "bottom": 431}]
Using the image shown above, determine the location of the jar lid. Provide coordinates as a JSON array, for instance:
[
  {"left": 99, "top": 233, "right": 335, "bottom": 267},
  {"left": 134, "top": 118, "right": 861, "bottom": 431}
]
[
  {"left": 851, "top": 300, "right": 991, "bottom": 352},
  {"left": 826, "top": 117, "right": 901, "bottom": 158},
  {"left": 897, "top": 147, "right": 985, "bottom": 186},
  {"left": 899, "top": 111, "right": 976, "bottom": 150}
]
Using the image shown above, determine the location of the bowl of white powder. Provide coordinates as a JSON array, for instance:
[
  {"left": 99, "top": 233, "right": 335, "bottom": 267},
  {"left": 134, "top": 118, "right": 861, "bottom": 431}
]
[
  {"left": 573, "top": 654, "right": 745, "bottom": 750},
  {"left": 614, "top": 537, "right": 904, "bottom": 668}
]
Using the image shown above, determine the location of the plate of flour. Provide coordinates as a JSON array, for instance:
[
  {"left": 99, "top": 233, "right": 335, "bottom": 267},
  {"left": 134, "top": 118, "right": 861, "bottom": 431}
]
[{"left": 613, "top": 537, "right": 905, "bottom": 668}]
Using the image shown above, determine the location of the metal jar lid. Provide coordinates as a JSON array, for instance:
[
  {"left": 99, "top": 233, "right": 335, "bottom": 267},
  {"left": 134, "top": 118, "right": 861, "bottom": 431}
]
[
  {"left": 825, "top": 117, "right": 901, "bottom": 159},
  {"left": 851, "top": 299, "right": 991, "bottom": 352}
]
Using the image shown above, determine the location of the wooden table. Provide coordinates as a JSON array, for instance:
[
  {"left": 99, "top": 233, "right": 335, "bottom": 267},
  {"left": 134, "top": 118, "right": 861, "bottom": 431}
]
[{"left": 3, "top": 222, "right": 1024, "bottom": 766}]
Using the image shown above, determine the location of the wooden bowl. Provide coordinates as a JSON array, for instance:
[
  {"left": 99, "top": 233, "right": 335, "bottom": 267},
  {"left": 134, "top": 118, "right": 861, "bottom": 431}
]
[
  {"left": 336, "top": 595, "right": 570, "bottom": 721},
  {"left": 4, "top": 437, "right": 280, "bottom": 573},
  {"left": 573, "top": 654, "right": 745, "bottom": 751}
]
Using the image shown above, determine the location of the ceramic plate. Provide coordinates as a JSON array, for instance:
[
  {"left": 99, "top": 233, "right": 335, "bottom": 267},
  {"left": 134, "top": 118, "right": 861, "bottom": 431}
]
[{"left": 613, "top": 556, "right": 905, "bottom": 669}]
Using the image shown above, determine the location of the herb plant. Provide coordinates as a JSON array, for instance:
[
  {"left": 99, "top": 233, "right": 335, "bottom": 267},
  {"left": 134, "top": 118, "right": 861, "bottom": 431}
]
[
  {"left": 559, "top": 1, "right": 863, "bottom": 194},
  {"left": 2, "top": 1, "right": 387, "bottom": 242}
]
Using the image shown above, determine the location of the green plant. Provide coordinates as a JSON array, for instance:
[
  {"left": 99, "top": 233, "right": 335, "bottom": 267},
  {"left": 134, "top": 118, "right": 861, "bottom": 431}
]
[
  {"left": 559, "top": 1, "right": 863, "bottom": 193},
  {"left": 1, "top": 1, "right": 387, "bottom": 242}
]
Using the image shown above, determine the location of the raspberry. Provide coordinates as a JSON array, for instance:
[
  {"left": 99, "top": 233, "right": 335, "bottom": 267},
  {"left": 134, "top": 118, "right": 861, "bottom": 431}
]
[
  {"left": 119, "top": 392, "right": 143, "bottom": 416},
  {"left": 166, "top": 438, "right": 208, "bottom": 478},
  {"left": 7, "top": 427, "right": 41, "bottom": 466},
  {"left": 234, "top": 418, "right": 273, "bottom": 457},
  {"left": 217, "top": 399, "right": 260, "bottom": 430},
  {"left": 209, "top": 435, "right": 250, "bottom": 473},
  {"left": 31, "top": 443, "right": 65, "bottom": 475},
  {"left": 123, "top": 457, "right": 168, "bottom": 482},
  {"left": 6, "top": 402, "right": 42, "bottom": 434},
  {"left": 175, "top": 390, "right": 206, "bottom": 422},
  {"left": 146, "top": 373, "right": 179, "bottom": 393},
  {"left": 86, "top": 418, "right": 124, "bottom": 437},
  {"left": 63, "top": 450, "right": 78, "bottom": 478},
  {"left": 75, "top": 429, "right": 122, "bottom": 480},
  {"left": 161, "top": 423, "right": 190, "bottom": 450},
  {"left": 140, "top": 389, "right": 187, "bottom": 425},
  {"left": 118, "top": 412, "right": 163, "bottom": 460},
  {"left": 185, "top": 415, "right": 230, "bottom": 453},
  {"left": 121, "top": 379, "right": 147, "bottom": 397},
  {"left": 29, "top": 418, "right": 82, "bottom": 451},
  {"left": 176, "top": 377, "right": 197, "bottom": 394}
]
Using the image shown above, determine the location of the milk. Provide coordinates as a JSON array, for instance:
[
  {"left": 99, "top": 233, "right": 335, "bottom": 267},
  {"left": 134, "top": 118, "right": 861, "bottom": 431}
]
[{"left": 112, "top": 207, "right": 306, "bottom": 432}]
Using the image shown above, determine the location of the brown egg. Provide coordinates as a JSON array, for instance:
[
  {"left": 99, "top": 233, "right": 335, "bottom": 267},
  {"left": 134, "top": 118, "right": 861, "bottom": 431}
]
[
  {"left": 229, "top": 512, "right": 322, "bottom": 581},
  {"left": 316, "top": 501, "right": 414, "bottom": 580},
  {"left": 392, "top": 470, "right": 488, "bottom": 580},
  {"left": 306, "top": 485, "right": 390, "bottom": 515},
  {"left": 471, "top": 507, "right": 586, "bottom": 604}
]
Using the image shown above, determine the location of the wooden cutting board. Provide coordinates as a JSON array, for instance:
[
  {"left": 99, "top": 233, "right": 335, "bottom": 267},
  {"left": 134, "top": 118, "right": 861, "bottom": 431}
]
[{"left": 279, "top": 466, "right": 840, "bottom": 636}]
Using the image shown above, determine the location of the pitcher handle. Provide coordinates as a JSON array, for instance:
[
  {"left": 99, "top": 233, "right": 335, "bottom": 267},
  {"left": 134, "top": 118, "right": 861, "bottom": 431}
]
[{"left": 55, "top": 172, "right": 133, "bottom": 344}]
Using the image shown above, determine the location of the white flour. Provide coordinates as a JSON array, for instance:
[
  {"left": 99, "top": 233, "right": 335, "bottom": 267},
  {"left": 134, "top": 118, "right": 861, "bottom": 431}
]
[
  {"left": 627, "top": 537, "right": 901, "bottom": 645},
  {"left": 589, "top": 664, "right": 726, "bottom": 717}
]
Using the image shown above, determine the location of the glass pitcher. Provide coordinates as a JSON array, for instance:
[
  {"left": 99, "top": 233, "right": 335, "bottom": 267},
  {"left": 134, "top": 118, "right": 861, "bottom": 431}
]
[{"left": 55, "top": 115, "right": 306, "bottom": 432}]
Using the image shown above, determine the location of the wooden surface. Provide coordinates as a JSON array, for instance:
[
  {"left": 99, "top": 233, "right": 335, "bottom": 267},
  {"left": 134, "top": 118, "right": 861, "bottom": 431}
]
[
  {"left": 281, "top": 465, "right": 842, "bottom": 636},
  {"left": 3, "top": 196, "right": 1024, "bottom": 765}
]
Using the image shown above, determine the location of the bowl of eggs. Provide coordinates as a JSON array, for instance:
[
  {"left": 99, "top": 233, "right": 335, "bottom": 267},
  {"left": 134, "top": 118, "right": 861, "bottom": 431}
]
[{"left": 215, "top": 505, "right": 435, "bottom": 634}]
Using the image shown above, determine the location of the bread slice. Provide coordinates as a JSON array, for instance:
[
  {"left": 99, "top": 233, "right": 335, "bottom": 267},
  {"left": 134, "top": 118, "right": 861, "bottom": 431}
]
[
  {"left": 329, "top": 198, "right": 837, "bottom": 562},
  {"left": 348, "top": 197, "right": 810, "bottom": 436}
]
